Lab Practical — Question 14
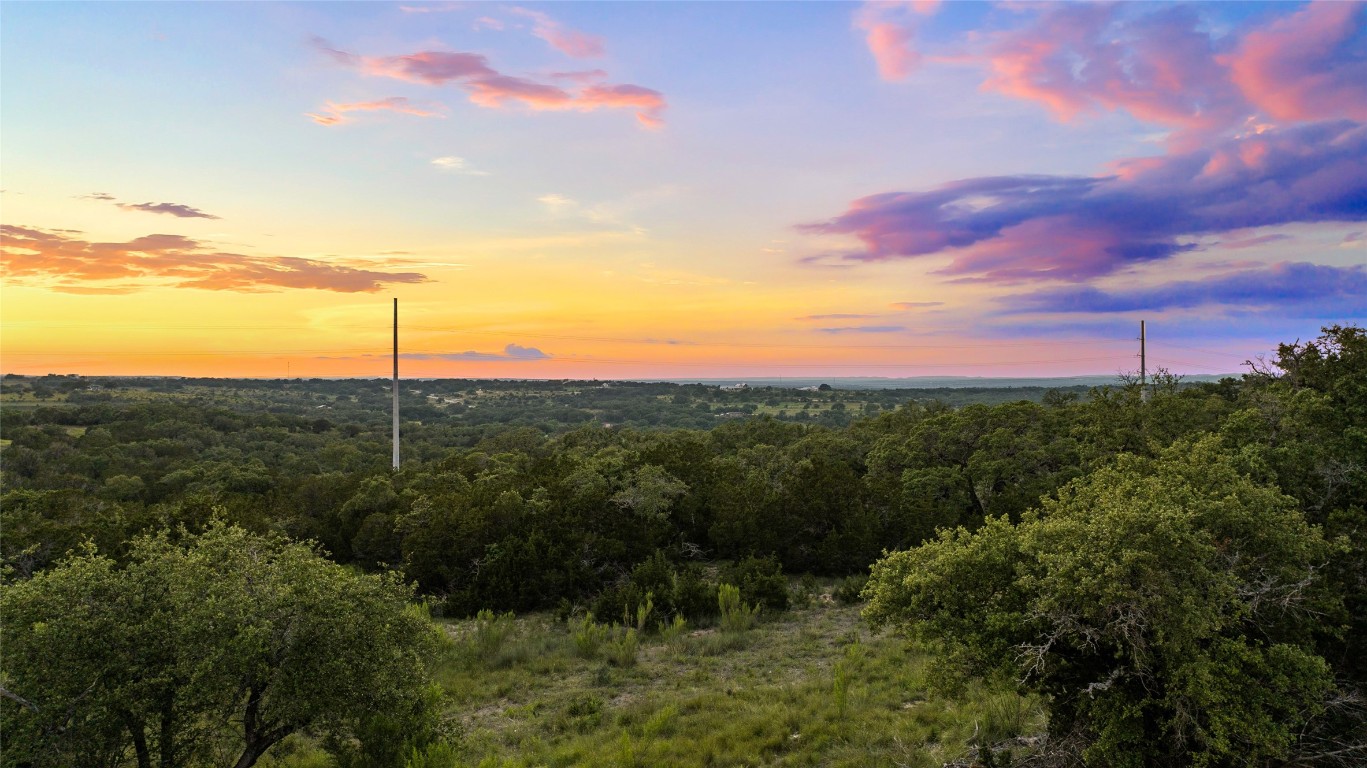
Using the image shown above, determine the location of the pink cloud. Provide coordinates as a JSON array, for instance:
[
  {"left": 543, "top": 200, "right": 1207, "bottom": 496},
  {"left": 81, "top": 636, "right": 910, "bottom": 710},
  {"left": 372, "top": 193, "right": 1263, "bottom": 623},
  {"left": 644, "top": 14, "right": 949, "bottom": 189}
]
[
  {"left": 1227, "top": 1, "right": 1367, "bottom": 123},
  {"left": 363, "top": 51, "right": 497, "bottom": 84},
  {"left": 855, "top": 1, "right": 940, "bottom": 82},
  {"left": 465, "top": 75, "right": 574, "bottom": 110},
  {"left": 873, "top": 2, "right": 1366, "bottom": 150},
  {"left": 510, "top": 7, "right": 604, "bottom": 58},
  {"left": 982, "top": 4, "right": 1245, "bottom": 146},
  {"left": 308, "top": 96, "right": 447, "bottom": 125},
  {"left": 315, "top": 39, "right": 667, "bottom": 127},
  {"left": 865, "top": 23, "right": 920, "bottom": 81},
  {"left": 549, "top": 69, "right": 609, "bottom": 83},
  {"left": 313, "top": 39, "right": 496, "bottom": 84},
  {"left": 579, "top": 84, "right": 666, "bottom": 128},
  {"left": 1, "top": 225, "right": 428, "bottom": 293}
]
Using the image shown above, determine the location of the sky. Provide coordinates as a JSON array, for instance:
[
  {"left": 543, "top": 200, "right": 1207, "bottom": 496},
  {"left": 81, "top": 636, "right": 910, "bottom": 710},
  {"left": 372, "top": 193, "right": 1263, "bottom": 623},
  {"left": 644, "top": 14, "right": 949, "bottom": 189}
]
[{"left": 2, "top": 0, "right": 1364, "bottom": 380}]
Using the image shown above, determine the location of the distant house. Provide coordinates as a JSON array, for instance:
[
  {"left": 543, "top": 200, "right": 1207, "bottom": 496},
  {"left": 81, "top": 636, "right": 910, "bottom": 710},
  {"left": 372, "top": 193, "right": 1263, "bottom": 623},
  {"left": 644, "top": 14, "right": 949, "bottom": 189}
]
[{"left": 720, "top": 382, "right": 749, "bottom": 391}]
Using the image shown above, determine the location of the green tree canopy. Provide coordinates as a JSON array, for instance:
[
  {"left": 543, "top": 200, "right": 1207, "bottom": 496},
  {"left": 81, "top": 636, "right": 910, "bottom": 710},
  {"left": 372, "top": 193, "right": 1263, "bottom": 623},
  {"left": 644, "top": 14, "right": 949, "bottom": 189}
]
[
  {"left": 864, "top": 438, "right": 1342, "bottom": 766},
  {"left": 1, "top": 522, "right": 444, "bottom": 768}
]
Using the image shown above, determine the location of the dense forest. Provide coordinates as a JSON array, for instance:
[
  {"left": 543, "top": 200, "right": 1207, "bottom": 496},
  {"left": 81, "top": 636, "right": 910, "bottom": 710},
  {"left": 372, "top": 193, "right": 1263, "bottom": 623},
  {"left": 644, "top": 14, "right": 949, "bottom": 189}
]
[{"left": 2, "top": 325, "right": 1363, "bottom": 767}]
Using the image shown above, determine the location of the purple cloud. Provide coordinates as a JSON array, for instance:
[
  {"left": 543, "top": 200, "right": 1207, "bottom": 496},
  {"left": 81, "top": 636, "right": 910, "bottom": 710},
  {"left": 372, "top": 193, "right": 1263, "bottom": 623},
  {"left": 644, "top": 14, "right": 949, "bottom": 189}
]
[
  {"left": 1005, "top": 262, "right": 1367, "bottom": 317},
  {"left": 800, "top": 121, "right": 1367, "bottom": 282},
  {"left": 817, "top": 325, "right": 907, "bottom": 334},
  {"left": 116, "top": 202, "right": 220, "bottom": 219},
  {"left": 796, "top": 313, "right": 879, "bottom": 321},
  {"left": 79, "top": 192, "right": 220, "bottom": 219},
  {"left": 402, "top": 343, "right": 551, "bottom": 361}
]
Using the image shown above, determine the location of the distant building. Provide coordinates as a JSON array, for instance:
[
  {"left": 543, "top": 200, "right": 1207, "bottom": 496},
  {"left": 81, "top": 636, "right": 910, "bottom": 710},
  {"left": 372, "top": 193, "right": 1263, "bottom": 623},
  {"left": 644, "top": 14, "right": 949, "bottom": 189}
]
[{"left": 721, "top": 382, "right": 749, "bottom": 391}]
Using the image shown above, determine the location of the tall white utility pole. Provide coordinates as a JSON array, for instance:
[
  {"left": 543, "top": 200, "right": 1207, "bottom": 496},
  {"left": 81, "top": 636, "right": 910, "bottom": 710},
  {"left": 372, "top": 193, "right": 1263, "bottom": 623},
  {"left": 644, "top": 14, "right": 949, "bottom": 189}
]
[
  {"left": 392, "top": 298, "right": 400, "bottom": 470},
  {"left": 1140, "top": 319, "right": 1148, "bottom": 403}
]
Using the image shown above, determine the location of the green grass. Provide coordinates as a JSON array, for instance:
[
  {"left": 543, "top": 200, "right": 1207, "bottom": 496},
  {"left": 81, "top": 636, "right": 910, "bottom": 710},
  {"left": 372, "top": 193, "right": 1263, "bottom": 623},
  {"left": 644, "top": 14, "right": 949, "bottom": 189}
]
[
  {"left": 421, "top": 593, "right": 1041, "bottom": 767},
  {"left": 181, "top": 588, "right": 1044, "bottom": 768}
]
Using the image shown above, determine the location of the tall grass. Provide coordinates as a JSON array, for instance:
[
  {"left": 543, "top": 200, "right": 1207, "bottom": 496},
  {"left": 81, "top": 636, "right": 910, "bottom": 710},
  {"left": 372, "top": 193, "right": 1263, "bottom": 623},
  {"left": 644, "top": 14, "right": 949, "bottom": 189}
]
[
  {"left": 605, "top": 627, "right": 640, "bottom": 667},
  {"left": 657, "top": 614, "right": 688, "bottom": 656},
  {"left": 572, "top": 612, "right": 611, "bottom": 659},
  {"left": 467, "top": 609, "right": 516, "bottom": 664},
  {"left": 717, "top": 583, "right": 759, "bottom": 633}
]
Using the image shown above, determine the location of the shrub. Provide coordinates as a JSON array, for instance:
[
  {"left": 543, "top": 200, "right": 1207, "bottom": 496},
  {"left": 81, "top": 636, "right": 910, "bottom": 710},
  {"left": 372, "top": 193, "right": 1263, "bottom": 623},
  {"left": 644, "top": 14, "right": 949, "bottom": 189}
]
[
  {"left": 722, "top": 554, "right": 789, "bottom": 611},
  {"left": 606, "top": 627, "right": 640, "bottom": 667},
  {"left": 792, "top": 573, "right": 821, "bottom": 608},
  {"left": 672, "top": 563, "right": 719, "bottom": 620},
  {"left": 571, "top": 612, "right": 611, "bottom": 659},
  {"left": 717, "top": 583, "right": 759, "bottom": 633},
  {"left": 467, "top": 609, "right": 516, "bottom": 664},
  {"left": 833, "top": 573, "right": 868, "bottom": 604},
  {"left": 558, "top": 694, "right": 604, "bottom": 733},
  {"left": 634, "top": 592, "right": 655, "bottom": 632},
  {"left": 404, "top": 742, "right": 460, "bottom": 768},
  {"left": 657, "top": 613, "right": 688, "bottom": 654},
  {"left": 594, "top": 552, "right": 718, "bottom": 624}
]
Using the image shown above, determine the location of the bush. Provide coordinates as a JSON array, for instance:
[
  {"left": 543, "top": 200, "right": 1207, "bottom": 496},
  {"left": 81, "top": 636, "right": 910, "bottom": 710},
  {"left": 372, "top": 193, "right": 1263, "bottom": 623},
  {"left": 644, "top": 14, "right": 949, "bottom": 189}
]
[
  {"left": 672, "top": 563, "right": 720, "bottom": 620},
  {"left": 792, "top": 573, "right": 821, "bottom": 608},
  {"left": 833, "top": 573, "right": 868, "bottom": 604},
  {"left": 723, "top": 554, "right": 789, "bottom": 611},
  {"left": 593, "top": 552, "right": 718, "bottom": 623}
]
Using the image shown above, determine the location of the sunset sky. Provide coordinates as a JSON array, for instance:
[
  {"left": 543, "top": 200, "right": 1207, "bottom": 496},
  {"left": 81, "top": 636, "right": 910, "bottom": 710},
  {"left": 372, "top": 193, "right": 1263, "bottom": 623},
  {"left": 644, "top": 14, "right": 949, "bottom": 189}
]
[{"left": 3, "top": 1, "right": 1364, "bottom": 379}]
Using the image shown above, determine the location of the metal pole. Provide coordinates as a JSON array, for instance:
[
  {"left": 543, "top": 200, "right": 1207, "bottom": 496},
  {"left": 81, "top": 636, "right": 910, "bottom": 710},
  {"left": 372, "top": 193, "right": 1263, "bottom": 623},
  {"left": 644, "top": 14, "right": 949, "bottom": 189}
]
[
  {"left": 392, "top": 298, "right": 400, "bottom": 470},
  {"left": 1140, "top": 320, "right": 1148, "bottom": 403}
]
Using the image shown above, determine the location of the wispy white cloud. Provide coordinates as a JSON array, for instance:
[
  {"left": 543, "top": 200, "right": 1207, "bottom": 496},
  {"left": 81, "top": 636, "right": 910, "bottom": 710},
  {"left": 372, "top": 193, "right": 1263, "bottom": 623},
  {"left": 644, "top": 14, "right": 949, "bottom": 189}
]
[
  {"left": 538, "top": 193, "right": 576, "bottom": 213},
  {"left": 431, "top": 156, "right": 490, "bottom": 176}
]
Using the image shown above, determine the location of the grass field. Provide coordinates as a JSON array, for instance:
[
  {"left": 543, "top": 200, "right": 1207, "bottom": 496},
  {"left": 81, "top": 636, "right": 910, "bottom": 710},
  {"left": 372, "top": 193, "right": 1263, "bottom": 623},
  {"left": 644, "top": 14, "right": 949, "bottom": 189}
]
[{"left": 265, "top": 587, "right": 1044, "bottom": 768}]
